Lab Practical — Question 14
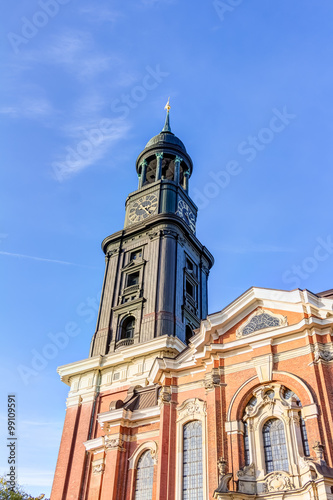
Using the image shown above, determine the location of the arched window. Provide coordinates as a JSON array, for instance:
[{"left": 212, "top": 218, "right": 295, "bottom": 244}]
[
  {"left": 120, "top": 316, "right": 135, "bottom": 339},
  {"left": 263, "top": 419, "right": 289, "bottom": 473},
  {"left": 134, "top": 450, "right": 154, "bottom": 500},
  {"left": 183, "top": 421, "right": 203, "bottom": 499}
]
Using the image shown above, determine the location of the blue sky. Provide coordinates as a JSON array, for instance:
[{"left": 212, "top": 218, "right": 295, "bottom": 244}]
[{"left": 1, "top": 0, "right": 333, "bottom": 496}]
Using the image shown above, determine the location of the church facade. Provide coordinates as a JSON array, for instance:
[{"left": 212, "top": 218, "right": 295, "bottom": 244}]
[{"left": 50, "top": 108, "right": 333, "bottom": 500}]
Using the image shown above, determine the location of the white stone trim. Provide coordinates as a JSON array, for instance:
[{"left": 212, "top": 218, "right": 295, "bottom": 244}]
[
  {"left": 128, "top": 440, "right": 158, "bottom": 469},
  {"left": 97, "top": 405, "right": 161, "bottom": 431}
]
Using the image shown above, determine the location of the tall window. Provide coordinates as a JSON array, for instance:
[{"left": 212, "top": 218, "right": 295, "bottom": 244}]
[
  {"left": 244, "top": 421, "right": 250, "bottom": 466},
  {"left": 263, "top": 419, "right": 289, "bottom": 473},
  {"left": 183, "top": 421, "right": 203, "bottom": 500},
  {"left": 134, "top": 450, "right": 154, "bottom": 500},
  {"left": 120, "top": 316, "right": 135, "bottom": 339},
  {"left": 299, "top": 412, "right": 310, "bottom": 456}
]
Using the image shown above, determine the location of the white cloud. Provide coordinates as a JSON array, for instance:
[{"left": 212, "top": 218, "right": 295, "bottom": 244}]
[
  {"left": 0, "top": 97, "right": 53, "bottom": 119},
  {"left": 52, "top": 118, "right": 131, "bottom": 181},
  {"left": 25, "top": 32, "right": 113, "bottom": 81},
  {"left": 0, "top": 251, "right": 95, "bottom": 267}
]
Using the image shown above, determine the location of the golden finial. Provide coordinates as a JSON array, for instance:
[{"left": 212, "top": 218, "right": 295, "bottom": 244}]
[{"left": 164, "top": 97, "right": 171, "bottom": 112}]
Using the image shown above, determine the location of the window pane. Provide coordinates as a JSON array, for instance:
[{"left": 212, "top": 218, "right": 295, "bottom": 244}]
[
  {"left": 134, "top": 450, "right": 154, "bottom": 500},
  {"left": 299, "top": 412, "right": 310, "bottom": 456},
  {"left": 183, "top": 421, "right": 203, "bottom": 500},
  {"left": 263, "top": 419, "right": 289, "bottom": 473},
  {"left": 243, "top": 421, "right": 250, "bottom": 466}
]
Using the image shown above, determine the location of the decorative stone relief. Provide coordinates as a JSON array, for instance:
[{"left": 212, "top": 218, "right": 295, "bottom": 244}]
[
  {"left": 313, "top": 441, "right": 325, "bottom": 461},
  {"left": 177, "top": 398, "right": 206, "bottom": 421},
  {"left": 92, "top": 463, "right": 105, "bottom": 475},
  {"left": 158, "top": 386, "right": 172, "bottom": 405},
  {"left": 147, "top": 230, "right": 159, "bottom": 240},
  {"left": 214, "top": 458, "right": 232, "bottom": 494},
  {"left": 160, "top": 229, "right": 178, "bottom": 239},
  {"left": 217, "top": 457, "right": 228, "bottom": 476},
  {"left": 236, "top": 308, "right": 287, "bottom": 338},
  {"left": 237, "top": 463, "right": 255, "bottom": 478},
  {"left": 104, "top": 436, "right": 125, "bottom": 451},
  {"left": 204, "top": 368, "right": 220, "bottom": 392},
  {"left": 313, "top": 345, "right": 333, "bottom": 362},
  {"left": 263, "top": 472, "right": 294, "bottom": 492}
]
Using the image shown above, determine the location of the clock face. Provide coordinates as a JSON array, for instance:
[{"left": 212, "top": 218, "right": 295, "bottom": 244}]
[
  {"left": 128, "top": 194, "right": 158, "bottom": 223},
  {"left": 176, "top": 199, "right": 196, "bottom": 232}
]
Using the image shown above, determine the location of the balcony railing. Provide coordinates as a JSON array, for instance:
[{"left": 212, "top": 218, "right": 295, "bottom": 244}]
[{"left": 116, "top": 338, "right": 134, "bottom": 349}]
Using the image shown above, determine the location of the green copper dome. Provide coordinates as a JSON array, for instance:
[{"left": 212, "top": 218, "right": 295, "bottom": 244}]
[
  {"left": 144, "top": 107, "right": 187, "bottom": 153},
  {"left": 145, "top": 130, "right": 186, "bottom": 152}
]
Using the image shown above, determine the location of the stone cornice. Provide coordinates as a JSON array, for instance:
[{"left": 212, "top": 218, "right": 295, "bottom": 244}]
[
  {"left": 148, "top": 317, "right": 333, "bottom": 384},
  {"left": 101, "top": 212, "right": 214, "bottom": 267},
  {"left": 58, "top": 335, "right": 186, "bottom": 386}
]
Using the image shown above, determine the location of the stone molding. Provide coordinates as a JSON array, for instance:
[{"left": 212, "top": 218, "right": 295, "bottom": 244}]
[{"left": 128, "top": 440, "right": 158, "bottom": 469}]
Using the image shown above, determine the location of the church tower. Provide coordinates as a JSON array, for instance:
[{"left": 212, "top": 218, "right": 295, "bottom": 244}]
[
  {"left": 50, "top": 105, "right": 214, "bottom": 500},
  {"left": 51, "top": 106, "right": 333, "bottom": 500},
  {"left": 90, "top": 101, "right": 214, "bottom": 356}
]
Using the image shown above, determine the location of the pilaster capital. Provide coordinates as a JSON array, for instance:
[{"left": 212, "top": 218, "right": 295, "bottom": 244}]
[
  {"left": 204, "top": 368, "right": 221, "bottom": 392},
  {"left": 156, "top": 152, "right": 163, "bottom": 160},
  {"left": 175, "top": 155, "right": 182, "bottom": 163},
  {"left": 105, "top": 436, "right": 125, "bottom": 452},
  {"left": 160, "top": 229, "right": 178, "bottom": 239},
  {"left": 92, "top": 460, "right": 105, "bottom": 475},
  {"left": 158, "top": 386, "right": 172, "bottom": 405}
]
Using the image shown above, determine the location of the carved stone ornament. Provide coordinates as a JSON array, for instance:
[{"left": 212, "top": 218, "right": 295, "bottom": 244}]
[
  {"left": 237, "top": 463, "right": 255, "bottom": 478},
  {"left": 236, "top": 308, "right": 287, "bottom": 339},
  {"left": 106, "top": 248, "right": 119, "bottom": 258},
  {"left": 313, "top": 346, "right": 333, "bottom": 362},
  {"left": 104, "top": 436, "right": 125, "bottom": 451},
  {"left": 160, "top": 229, "right": 178, "bottom": 239},
  {"left": 313, "top": 441, "right": 325, "bottom": 460},
  {"left": 204, "top": 369, "right": 220, "bottom": 392},
  {"left": 92, "top": 463, "right": 105, "bottom": 475},
  {"left": 263, "top": 472, "right": 294, "bottom": 492},
  {"left": 177, "top": 398, "right": 206, "bottom": 421},
  {"left": 214, "top": 458, "right": 232, "bottom": 494},
  {"left": 147, "top": 230, "right": 159, "bottom": 240},
  {"left": 158, "top": 386, "right": 172, "bottom": 405},
  {"left": 217, "top": 457, "right": 228, "bottom": 476}
]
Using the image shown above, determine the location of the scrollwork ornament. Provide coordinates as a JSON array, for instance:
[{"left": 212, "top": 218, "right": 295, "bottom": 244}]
[
  {"left": 104, "top": 436, "right": 125, "bottom": 451},
  {"left": 177, "top": 398, "right": 206, "bottom": 421},
  {"left": 158, "top": 387, "right": 172, "bottom": 405},
  {"left": 264, "top": 472, "right": 294, "bottom": 492},
  {"left": 237, "top": 463, "right": 255, "bottom": 478},
  {"left": 92, "top": 463, "right": 105, "bottom": 475}
]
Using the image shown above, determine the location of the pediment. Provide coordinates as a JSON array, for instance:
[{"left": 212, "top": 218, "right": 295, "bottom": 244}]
[
  {"left": 236, "top": 308, "right": 288, "bottom": 339},
  {"left": 121, "top": 258, "right": 145, "bottom": 272}
]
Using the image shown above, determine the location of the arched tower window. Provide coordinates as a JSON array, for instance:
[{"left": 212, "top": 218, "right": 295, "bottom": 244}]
[
  {"left": 134, "top": 450, "right": 154, "bottom": 500},
  {"left": 183, "top": 420, "right": 203, "bottom": 499},
  {"left": 120, "top": 316, "right": 135, "bottom": 340},
  {"left": 263, "top": 418, "right": 289, "bottom": 473}
]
